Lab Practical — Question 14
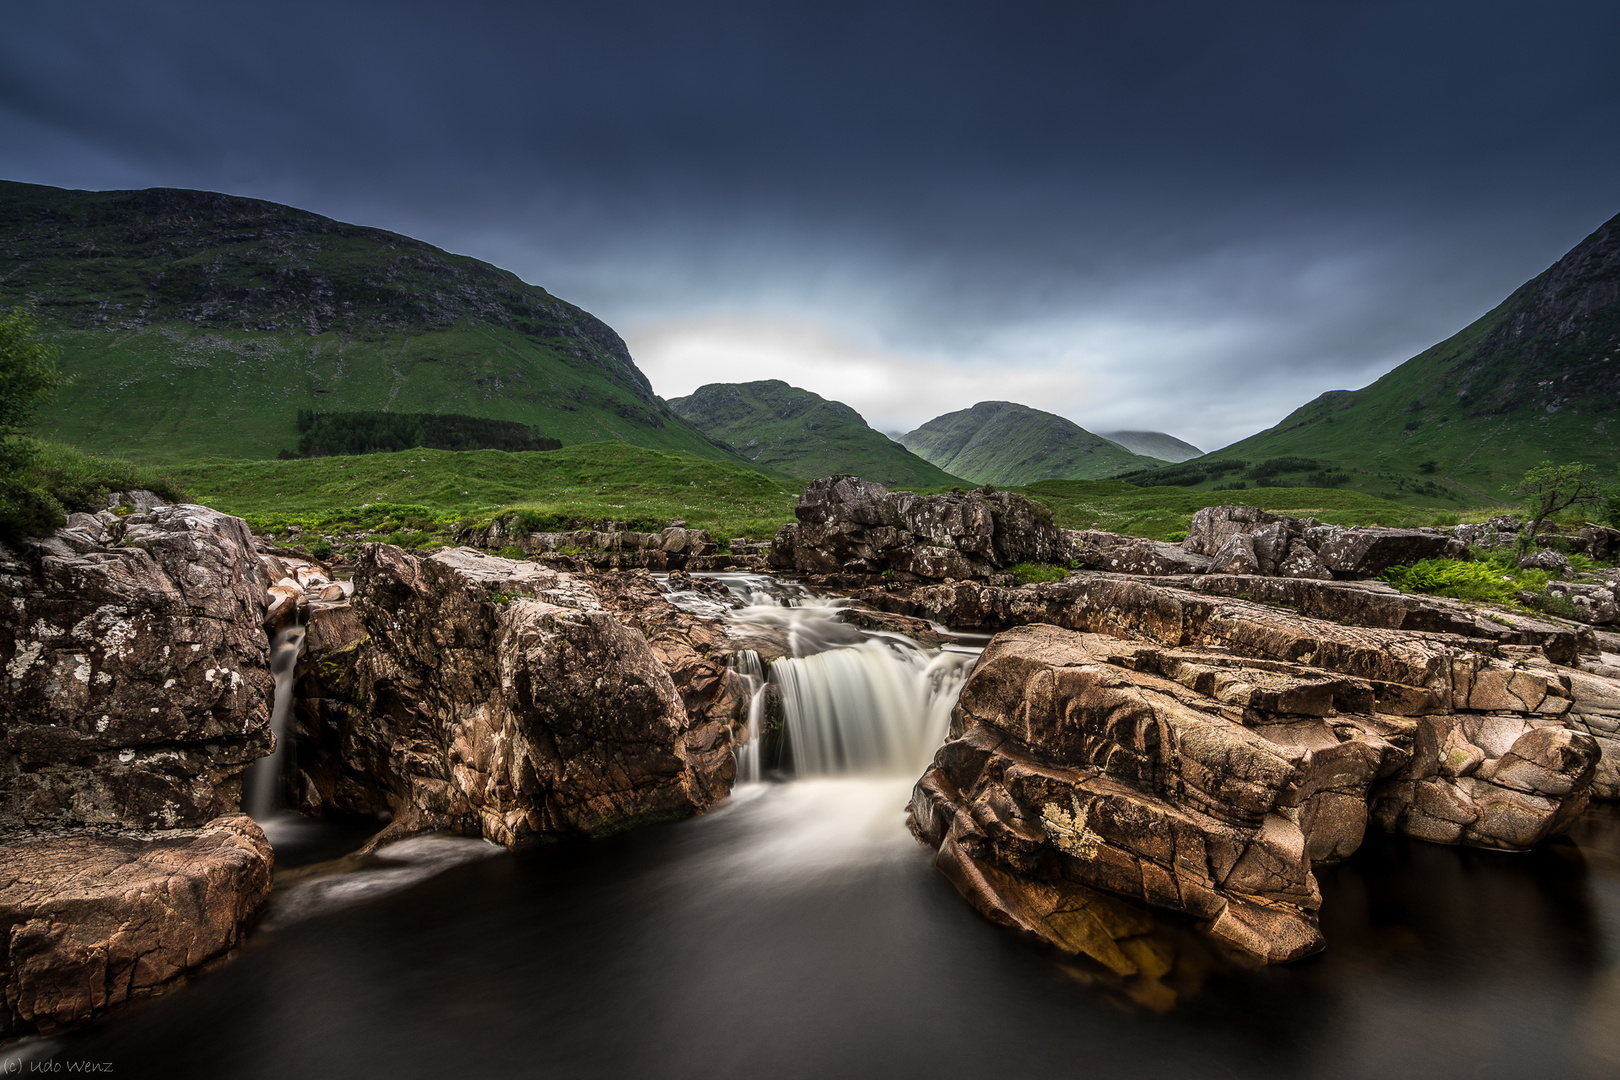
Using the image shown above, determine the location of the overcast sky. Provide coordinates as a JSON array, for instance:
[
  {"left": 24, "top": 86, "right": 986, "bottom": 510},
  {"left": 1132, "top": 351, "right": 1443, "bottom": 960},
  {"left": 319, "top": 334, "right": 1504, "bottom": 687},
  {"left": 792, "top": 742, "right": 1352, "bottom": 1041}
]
[{"left": 4, "top": 1, "right": 1619, "bottom": 449}]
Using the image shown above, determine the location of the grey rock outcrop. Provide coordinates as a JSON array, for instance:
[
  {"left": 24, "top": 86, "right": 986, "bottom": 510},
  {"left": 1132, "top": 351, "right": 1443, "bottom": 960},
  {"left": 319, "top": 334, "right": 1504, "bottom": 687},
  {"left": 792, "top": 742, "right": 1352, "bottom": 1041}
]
[
  {"left": 770, "top": 476, "right": 1064, "bottom": 580},
  {"left": 1184, "top": 505, "right": 1464, "bottom": 578},
  {"left": 456, "top": 516, "right": 747, "bottom": 571},
  {"left": 0, "top": 505, "right": 274, "bottom": 830}
]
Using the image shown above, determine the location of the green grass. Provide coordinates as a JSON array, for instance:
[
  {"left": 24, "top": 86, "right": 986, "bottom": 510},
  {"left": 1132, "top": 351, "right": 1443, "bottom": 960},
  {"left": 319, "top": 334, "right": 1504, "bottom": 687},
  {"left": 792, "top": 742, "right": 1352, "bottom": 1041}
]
[
  {"left": 1, "top": 180, "right": 738, "bottom": 467},
  {"left": 1378, "top": 556, "right": 1539, "bottom": 606},
  {"left": 165, "top": 444, "right": 1520, "bottom": 559},
  {"left": 1377, "top": 547, "right": 1615, "bottom": 611},
  {"left": 1012, "top": 478, "right": 1478, "bottom": 541},
  {"left": 0, "top": 438, "right": 185, "bottom": 541},
  {"left": 1120, "top": 213, "right": 1620, "bottom": 503},
  {"left": 1006, "top": 561, "right": 1071, "bottom": 584},
  {"left": 28, "top": 319, "right": 736, "bottom": 466},
  {"left": 169, "top": 442, "right": 804, "bottom": 541}
]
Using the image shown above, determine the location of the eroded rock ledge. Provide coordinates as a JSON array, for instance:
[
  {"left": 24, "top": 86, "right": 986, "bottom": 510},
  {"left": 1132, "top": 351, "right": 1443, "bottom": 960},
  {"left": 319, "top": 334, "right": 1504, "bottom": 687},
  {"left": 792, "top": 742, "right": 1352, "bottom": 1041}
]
[
  {"left": 909, "top": 624, "right": 1599, "bottom": 964},
  {"left": 883, "top": 565, "right": 1616, "bottom": 965}
]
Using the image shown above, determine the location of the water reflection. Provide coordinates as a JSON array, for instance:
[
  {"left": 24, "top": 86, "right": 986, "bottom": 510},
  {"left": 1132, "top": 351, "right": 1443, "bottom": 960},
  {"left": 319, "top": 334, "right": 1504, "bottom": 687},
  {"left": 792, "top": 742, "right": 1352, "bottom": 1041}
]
[{"left": 39, "top": 786, "right": 1620, "bottom": 1080}]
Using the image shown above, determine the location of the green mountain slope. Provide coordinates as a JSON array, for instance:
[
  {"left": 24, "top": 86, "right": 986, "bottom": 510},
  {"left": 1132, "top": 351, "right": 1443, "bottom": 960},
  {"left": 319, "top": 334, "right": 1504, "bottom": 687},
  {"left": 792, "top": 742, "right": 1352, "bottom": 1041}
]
[
  {"left": 0, "top": 181, "right": 736, "bottom": 464},
  {"left": 668, "top": 379, "right": 963, "bottom": 486},
  {"left": 1100, "top": 430, "right": 1203, "bottom": 463},
  {"left": 898, "top": 401, "right": 1165, "bottom": 485},
  {"left": 1144, "top": 210, "right": 1620, "bottom": 504}
]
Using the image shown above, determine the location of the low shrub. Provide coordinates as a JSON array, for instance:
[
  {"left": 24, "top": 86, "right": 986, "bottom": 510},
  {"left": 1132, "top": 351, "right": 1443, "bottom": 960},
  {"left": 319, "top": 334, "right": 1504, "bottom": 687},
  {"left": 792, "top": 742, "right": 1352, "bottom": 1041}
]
[
  {"left": 1381, "top": 553, "right": 1554, "bottom": 607},
  {"left": 0, "top": 438, "right": 184, "bottom": 543},
  {"left": 1380, "top": 558, "right": 1521, "bottom": 606},
  {"left": 1008, "top": 561, "right": 1069, "bottom": 584}
]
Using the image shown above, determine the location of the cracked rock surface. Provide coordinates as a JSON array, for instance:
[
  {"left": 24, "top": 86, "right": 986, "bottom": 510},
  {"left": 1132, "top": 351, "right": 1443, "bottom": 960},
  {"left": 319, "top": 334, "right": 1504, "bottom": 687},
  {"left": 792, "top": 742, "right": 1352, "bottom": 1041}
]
[{"left": 0, "top": 503, "right": 273, "bottom": 831}]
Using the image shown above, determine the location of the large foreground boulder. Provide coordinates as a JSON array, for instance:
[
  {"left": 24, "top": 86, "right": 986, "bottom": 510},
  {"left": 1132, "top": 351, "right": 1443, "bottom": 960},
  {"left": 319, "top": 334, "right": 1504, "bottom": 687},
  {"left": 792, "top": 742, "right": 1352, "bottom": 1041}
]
[
  {"left": 0, "top": 505, "right": 273, "bottom": 830},
  {"left": 0, "top": 814, "right": 272, "bottom": 1036},
  {"left": 770, "top": 476, "right": 1065, "bottom": 580},
  {"left": 293, "top": 546, "right": 745, "bottom": 847},
  {"left": 910, "top": 617, "right": 1601, "bottom": 965}
]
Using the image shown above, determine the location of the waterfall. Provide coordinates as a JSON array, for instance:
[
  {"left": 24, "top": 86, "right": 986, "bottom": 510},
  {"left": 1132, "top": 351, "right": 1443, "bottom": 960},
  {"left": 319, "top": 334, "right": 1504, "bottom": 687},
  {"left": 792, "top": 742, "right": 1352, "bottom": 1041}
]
[
  {"left": 770, "top": 640, "right": 970, "bottom": 776},
  {"left": 247, "top": 624, "right": 306, "bottom": 820},
  {"left": 668, "top": 573, "right": 976, "bottom": 780},
  {"left": 732, "top": 650, "right": 766, "bottom": 784}
]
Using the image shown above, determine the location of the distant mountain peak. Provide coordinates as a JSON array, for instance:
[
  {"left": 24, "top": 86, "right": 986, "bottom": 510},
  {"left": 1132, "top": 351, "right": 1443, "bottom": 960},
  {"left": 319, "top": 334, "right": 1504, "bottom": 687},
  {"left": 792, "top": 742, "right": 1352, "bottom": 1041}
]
[
  {"left": 669, "top": 380, "right": 962, "bottom": 486},
  {"left": 899, "top": 401, "right": 1165, "bottom": 485}
]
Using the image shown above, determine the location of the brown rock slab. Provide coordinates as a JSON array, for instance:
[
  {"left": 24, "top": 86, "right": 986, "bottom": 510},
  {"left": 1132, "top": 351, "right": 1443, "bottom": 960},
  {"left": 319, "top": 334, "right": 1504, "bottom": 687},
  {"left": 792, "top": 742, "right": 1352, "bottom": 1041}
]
[{"left": 0, "top": 815, "right": 272, "bottom": 1036}]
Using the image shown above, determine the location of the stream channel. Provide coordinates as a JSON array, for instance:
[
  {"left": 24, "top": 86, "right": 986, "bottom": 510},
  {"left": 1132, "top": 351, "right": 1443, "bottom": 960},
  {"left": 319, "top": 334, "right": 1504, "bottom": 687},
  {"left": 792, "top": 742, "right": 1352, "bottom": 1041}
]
[{"left": 20, "top": 574, "right": 1620, "bottom": 1077}]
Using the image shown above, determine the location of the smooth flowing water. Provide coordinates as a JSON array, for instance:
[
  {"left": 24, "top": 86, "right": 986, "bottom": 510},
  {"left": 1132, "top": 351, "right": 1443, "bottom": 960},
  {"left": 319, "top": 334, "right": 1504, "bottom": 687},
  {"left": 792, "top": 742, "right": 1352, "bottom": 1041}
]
[
  {"left": 16, "top": 576, "right": 1620, "bottom": 1078},
  {"left": 244, "top": 624, "right": 306, "bottom": 820}
]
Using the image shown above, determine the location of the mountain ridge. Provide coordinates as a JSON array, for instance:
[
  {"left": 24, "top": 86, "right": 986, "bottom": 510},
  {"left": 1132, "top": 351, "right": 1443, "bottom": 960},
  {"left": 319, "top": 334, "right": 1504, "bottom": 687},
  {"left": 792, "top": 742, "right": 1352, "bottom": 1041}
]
[
  {"left": 0, "top": 180, "right": 737, "bottom": 464},
  {"left": 669, "top": 379, "right": 963, "bottom": 486},
  {"left": 1162, "top": 209, "right": 1620, "bottom": 502}
]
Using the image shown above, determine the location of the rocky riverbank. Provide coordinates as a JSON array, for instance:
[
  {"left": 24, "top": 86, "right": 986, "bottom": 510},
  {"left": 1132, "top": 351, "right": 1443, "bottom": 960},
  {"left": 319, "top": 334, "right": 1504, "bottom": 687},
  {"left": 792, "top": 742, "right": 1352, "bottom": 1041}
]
[
  {"left": 758, "top": 479, "right": 1619, "bottom": 965},
  {"left": 2, "top": 475, "right": 1618, "bottom": 1034},
  {"left": 0, "top": 495, "right": 751, "bottom": 1037}
]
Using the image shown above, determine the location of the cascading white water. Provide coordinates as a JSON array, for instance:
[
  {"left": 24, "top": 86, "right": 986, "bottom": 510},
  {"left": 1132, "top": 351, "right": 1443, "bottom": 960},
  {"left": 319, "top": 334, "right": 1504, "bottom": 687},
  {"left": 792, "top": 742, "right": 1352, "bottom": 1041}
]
[
  {"left": 731, "top": 649, "right": 767, "bottom": 783},
  {"left": 770, "top": 640, "right": 969, "bottom": 776},
  {"left": 246, "top": 624, "right": 306, "bottom": 820},
  {"left": 662, "top": 573, "right": 977, "bottom": 779}
]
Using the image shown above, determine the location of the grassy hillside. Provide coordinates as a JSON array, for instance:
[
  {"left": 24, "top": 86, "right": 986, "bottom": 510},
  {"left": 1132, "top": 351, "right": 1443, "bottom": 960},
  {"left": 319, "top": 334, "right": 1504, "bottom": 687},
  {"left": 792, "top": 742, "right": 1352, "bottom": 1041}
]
[
  {"left": 669, "top": 379, "right": 964, "bottom": 486},
  {"left": 169, "top": 442, "right": 802, "bottom": 540},
  {"left": 0, "top": 181, "right": 737, "bottom": 465},
  {"left": 1129, "top": 209, "right": 1620, "bottom": 503},
  {"left": 899, "top": 401, "right": 1165, "bottom": 485},
  {"left": 1100, "top": 430, "right": 1203, "bottom": 463}
]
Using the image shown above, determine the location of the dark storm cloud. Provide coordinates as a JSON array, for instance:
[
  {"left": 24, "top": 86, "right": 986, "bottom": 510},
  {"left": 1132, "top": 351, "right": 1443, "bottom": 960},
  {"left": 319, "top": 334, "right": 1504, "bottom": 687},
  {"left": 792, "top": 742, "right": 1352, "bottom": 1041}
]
[{"left": 4, "top": 1, "right": 1619, "bottom": 445}]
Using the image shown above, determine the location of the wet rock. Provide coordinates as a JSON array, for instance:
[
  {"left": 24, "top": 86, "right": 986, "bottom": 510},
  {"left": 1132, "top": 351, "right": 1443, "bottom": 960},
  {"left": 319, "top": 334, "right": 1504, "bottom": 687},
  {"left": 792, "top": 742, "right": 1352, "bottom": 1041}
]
[
  {"left": 293, "top": 546, "right": 746, "bottom": 846},
  {"left": 856, "top": 568, "right": 1614, "bottom": 808},
  {"left": 1563, "top": 667, "right": 1620, "bottom": 798},
  {"left": 0, "top": 505, "right": 274, "bottom": 830},
  {"left": 0, "top": 814, "right": 272, "bottom": 1036}
]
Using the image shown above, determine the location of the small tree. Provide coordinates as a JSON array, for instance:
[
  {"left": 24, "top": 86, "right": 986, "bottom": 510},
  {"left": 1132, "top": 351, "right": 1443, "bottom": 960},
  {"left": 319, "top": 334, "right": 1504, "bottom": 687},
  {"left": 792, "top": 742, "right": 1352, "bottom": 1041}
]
[
  {"left": 0, "top": 307, "right": 69, "bottom": 540},
  {"left": 1603, "top": 465, "right": 1620, "bottom": 529},
  {"left": 1509, "top": 460, "right": 1603, "bottom": 551},
  {"left": 0, "top": 306, "right": 66, "bottom": 438}
]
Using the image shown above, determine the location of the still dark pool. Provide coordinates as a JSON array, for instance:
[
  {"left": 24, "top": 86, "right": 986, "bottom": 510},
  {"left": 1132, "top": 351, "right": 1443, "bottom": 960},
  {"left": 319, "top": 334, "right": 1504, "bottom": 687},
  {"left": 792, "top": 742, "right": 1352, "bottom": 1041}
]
[{"left": 26, "top": 780, "right": 1620, "bottom": 1079}]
